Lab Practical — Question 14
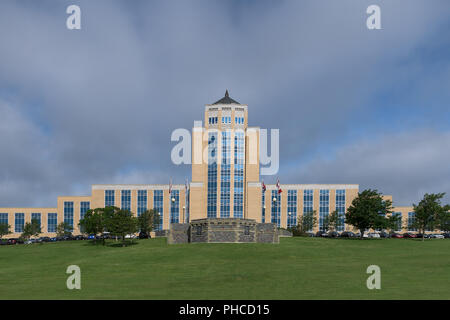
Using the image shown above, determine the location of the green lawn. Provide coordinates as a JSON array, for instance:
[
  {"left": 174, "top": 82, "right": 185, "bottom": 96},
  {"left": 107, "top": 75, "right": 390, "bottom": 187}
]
[{"left": 0, "top": 237, "right": 449, "bottom": 300}]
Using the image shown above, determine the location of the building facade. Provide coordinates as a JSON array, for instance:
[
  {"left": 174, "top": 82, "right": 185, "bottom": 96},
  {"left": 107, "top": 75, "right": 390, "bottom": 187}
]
[{"left": 0, "top": 92, "right": 418, "bottom": 238}]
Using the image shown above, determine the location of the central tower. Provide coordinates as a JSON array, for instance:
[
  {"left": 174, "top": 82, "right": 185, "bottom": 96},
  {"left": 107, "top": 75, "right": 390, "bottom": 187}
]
[{"left": 190, "top": 91, "right": 261, "bottom": 221}]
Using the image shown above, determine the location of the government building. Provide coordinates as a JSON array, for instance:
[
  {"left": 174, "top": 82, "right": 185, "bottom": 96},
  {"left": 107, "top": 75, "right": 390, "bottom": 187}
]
[{"left": 0, "top": 92, "right": 416, "bottom": 237}]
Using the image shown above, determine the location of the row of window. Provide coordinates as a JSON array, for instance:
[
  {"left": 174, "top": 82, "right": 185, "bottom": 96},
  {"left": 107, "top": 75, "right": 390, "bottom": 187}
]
[
  {"left": 1, "top": 212, "right": 67, "bottom": 233},
  {"left": 208, "top": 116, "right": 245, "bottom": 125},
  {"left": 264, "top": 189, "right": 346, "bottom": 229}
]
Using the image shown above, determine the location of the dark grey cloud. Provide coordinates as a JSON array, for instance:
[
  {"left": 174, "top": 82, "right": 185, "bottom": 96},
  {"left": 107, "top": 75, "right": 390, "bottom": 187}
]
[{"left": 0, "top": 0, "right": 449, "bottom": 207}]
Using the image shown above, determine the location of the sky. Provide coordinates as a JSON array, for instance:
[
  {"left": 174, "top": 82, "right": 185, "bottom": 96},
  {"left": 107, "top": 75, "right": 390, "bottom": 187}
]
[{"left": 0, "top": 0, "right": 449, "bottom": 208}]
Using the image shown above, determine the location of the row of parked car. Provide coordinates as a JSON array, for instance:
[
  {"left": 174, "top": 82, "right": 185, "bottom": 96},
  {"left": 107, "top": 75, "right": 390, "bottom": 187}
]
[
  {"left": 306, "top": 231, "right": 450, "bottom": 239},
  {"left": 0, "top": 232, "right": 152, "bottom": 245}
]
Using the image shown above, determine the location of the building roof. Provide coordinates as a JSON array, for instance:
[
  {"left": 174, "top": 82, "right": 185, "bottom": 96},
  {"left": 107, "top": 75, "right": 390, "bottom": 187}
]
[{"left": 212, "top": 90, "right": 240, "bottom": 105}]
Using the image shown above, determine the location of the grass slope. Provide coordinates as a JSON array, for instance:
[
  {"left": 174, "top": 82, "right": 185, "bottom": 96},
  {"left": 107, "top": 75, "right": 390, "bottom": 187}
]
[{"left": 0, "top": 237, "right": 449, "bottom": 300}]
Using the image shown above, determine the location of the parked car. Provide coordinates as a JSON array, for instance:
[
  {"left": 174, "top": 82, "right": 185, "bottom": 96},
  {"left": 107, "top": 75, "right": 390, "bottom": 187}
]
[
  {"left": 355, "top": 232, "right": 369, "bottom": 238},
  {"left": 402, "top": 233, "right": 417, "bottom": 238},
  {"left": 50, "top": 237, "right": 57, "bottom": 242},
  {"left": 315, "top": 231, "right": 328, "bottom": 237},
  {"left": 443, "top": 233, "right": 450, "bottom": 239},
  {"left": 125, "top": 234, "right": 137, "bottom": 239},
  {"left": 391, "top": 233, "right": 403, "bottom": 238},
  {"left": 328, "top": 231, "right": 339, "bottom": 238},
  {"left": 429, "top": 234, "right": 444, "bottom": 239},
  {"left": 340, "top": 231, "right": 355, "bottom": 238},
  {"left": 39, "top": 237, "right": 51, "bottom": 242},
  {"left": 415, "top": 233, "right": 429, "bottom": 239},
  {"left": 87, "top": 234, "right": 96, "bottom": 240},
  {"left": 7, "top": 238, "right": 17, "bottom": 245},
  {"left": 379, "top": 231, "right": 390, "bottom": 238},
  {"left": 305, "top": 232, "right": 315, "bottom": 237},
  {"left": 138, "top": 232, "right": 150, "bottom": 239},
  {"left": 74, "top": 235, "right": 85, "bottom": 240},
  {"left": 367, "top": 232, "right": 380, "bottom": 238}
]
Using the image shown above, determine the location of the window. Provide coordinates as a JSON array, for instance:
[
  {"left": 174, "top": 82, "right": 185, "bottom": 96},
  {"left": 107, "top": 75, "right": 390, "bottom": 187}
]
[
  {"left": 244, "top": 225, "right": 250, "bottom": 235},
  {"left": 80, "top": 202, "right": 90, "bottom": 233},
  {"left": 393, "top": 212, "right": 402, "bottom": 231},
  {"left": 0, "top": 213, "right": 7, "bottom": 225},
  {"left": 303, "top": 190, "right": 313, "bottom": 231},
  {"left": 234, "top": 131, "right": 244, "bottom": 218},
  {"left": 137, "top": 190, "right": 147, "bottom": 216},
  {"left": 208, "top": 116, "right": 218, "bottom": 125},
  {"left": 319, "top": 190, "right": 329, "bottom": 231},
  {"left": 196, "top": 225, "right": 202, "bottom": 235},
  {"left": 335, "top": 189, "right": 346, "bottom": 231},
  {"left": 15, "top": 213, "right": 24, "bottom": 233},
  {"left": 271, "top": 190, "right": 281, "bottom": 227},
  {"left": 408, "top": 212, "right": 416, "bottom": 231},
  {"left": 222, "top": 116, "right": 231, "bottom": 124},
  {"left": 261, "top": 190, "right": 266, "bottom": 223},
  {"left": 207, "top": 132, "right": 218, "bottom": 218},
  {"left": 287, "top": 190, "right": 297, "bottom": 228},
  {"left": 105, "top": 190, "right": 115, "bottom": 207},
  {"left": 154, "top": 190, "right": 164, "bottom": 230},
  {"left": 170, "top": 190, "right": 180, "bottom": 223},
  {"left": 47, "top": 213, "right": 57, "bottom": 233},
  {"left": 220, "top": 131, "right": 231, "bottom": 217},
  {"left": 64, "top": 202, "right": 74, "bottom": 229},
  {"left": 121, "top": 190, "right": 131, "bottom": 212},
  {"left": 235, "top": 116, "right": 244, "bottom": 124},
  {"left": 31, "top": 213, "right": 41, "bottom": 229}
]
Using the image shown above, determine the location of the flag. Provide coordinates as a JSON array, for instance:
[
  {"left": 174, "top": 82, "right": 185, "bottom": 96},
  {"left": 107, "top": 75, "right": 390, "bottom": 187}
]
[
  {"left": 169, "top": 178, "right": 172, "bottom": 194},
  {"left": 276, "top": 178, "right": 282, "bottom": 194},
  {"left": 185, "top": 178, "right": 189, "bottom": 192},
  {"left": 262, "top": 180, "right": 266, "bottom": 193}
]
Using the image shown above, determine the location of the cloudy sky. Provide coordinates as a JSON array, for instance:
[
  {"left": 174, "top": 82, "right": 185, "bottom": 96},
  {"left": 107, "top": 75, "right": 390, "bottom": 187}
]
[{"left": 0, "top": 0, "right": 449, "bottom": 208}]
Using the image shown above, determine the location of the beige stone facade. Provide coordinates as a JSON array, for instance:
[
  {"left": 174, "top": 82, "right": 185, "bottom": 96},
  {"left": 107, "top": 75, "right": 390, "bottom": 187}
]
[{"left": 0, "top": 92, "right": 422, "bottom": 238}]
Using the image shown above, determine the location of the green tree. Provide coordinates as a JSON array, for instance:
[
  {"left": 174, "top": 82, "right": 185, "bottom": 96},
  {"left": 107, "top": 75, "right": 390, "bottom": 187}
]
[
  {"left": 79, "top": 206, "right": 119, "bottom": 245},
  {"left": 107, "top": 209, "right": 138, "bottom": 247},
  {"left": 137, "top": 209, "right": 161, "bottom": 235},
  {"left": 56, "top": 222, "right": 73, "bottom": 237},
  {"left": 328, "top": 210, "right": 344, "bottom": 232},
  {"left": 289, "top": 211, "right": 317, "bottom": 236},
  {"left": 22, "top": 218, "right": 41, "bottom": 240},
  {"left": 411, "top": 193, "right": 449, "bottom": 241},
  {"left": 0, "top": 223, "right": 11, "bottom": 240},
  {"left": 438, "top": 210, "right": 450, "bottom": 233},
  {"left": 345, "top": 189, "right": 393, "bottom": 239}
]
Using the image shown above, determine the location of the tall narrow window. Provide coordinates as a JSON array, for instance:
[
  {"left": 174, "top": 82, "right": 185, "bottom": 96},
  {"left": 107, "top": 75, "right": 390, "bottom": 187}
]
[
  {"left": 137, "top": 190, "right": 147, "bottom": 216},
  {"left": 105, "top": 190, "right": 115, "bottom": 207},
  {"left": 64, "top": 202, "right": 74, "bottom": 229},
  {"left": 31, "top": 213, "right": 41, "bottom": 229},
  {"left": 154, "top": 190, "right": 164, "bottom": 230},
  {"left": 303, "top": 190, "right": 314, "bottom": 231},
  {"left": 261, "top": 191, "right": 266, "bottom": 223},
  {"left": 408, "top": 212, "right": 416, "bottom": 231},
  {"left": 15, "top": 213, "right": 24, "bottom": 233},
  {"left": 287, "top": 190, "right": 297, "bottom": 228},
  {"left": 335, "top": 189, "right": 346, "bottom": 231},
  {"left": 271, "top": 190, "right": 281, "bottom": 227},
  {"left": 207, "top": 132, "right": 217, "bottom": 218},
  {"left": 233, "top": 131, "right": 244, "bottom": 218},
  {"left": 393, "top": 212, "right": 402, "bottom": 231},
  {"left": 121, "top": 190, "right": 131, "bottom": 212},
  {"left": 220, "top": 131, "right": 231, "bottom": 217},
  {"left": 319, "top": 190, "right": 329, "bottom": 231},
  {"left": 0, "top": 213, "right": 8, "bottom": 225},
  {"left": 80, "top": 202, "right": 90, "bottom": 233},
  {"left": 170, "top": 190, "right": 180, "bottom": 223},
  {"left": 47, "top": 213, "right": 57, "bottom": 233}
]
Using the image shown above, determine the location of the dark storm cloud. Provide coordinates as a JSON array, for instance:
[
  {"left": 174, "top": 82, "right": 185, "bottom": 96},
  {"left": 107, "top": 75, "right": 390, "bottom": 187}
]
[{"left": 0, "top": 0, "right": 449, "bottom": 207}]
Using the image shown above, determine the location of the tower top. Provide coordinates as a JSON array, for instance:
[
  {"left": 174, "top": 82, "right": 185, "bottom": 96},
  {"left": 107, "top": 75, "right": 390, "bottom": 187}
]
[{"left": 212, "top": 90, "right": 240, "bottom": 105}]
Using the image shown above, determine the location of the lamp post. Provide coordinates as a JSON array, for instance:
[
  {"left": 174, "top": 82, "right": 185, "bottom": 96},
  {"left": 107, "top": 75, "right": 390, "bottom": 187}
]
[{"left": 182, "top": 206, "right": 186, "bottom": 224}]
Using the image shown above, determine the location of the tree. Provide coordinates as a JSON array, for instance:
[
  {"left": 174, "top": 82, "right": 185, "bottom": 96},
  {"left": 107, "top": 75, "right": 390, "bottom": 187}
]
[
  {"left": 0, "top": 223, "right": 11, "bottom": 240},
  {"left": 411, "top": 193, "right": 449, "bottom": 241},
  {"left": 21, "top": 218, "right": 41, "bottom": 240},
  {"left": 345, "top": 189, "right": 393, "bottom": 239},
  {"left": 137, "top": 209, "right": 161, "bottom": 235},
  {"left": 329, "top": 210, "right": 344, "bottom": 232},
  {"left": 438, "top": 210, "right": 450, "bottom": 233},
  {"left": 289, "top": 211, "right": 317, "bottom": 236},
  {"left": 79, "top": 206, "right": 119, "bottom": 245},
  {"left": 56, "top": 222, "right": 73, "bottom": 237},
  {"left": 107, "top": 209, "right": 138, "bottom": 247}
]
